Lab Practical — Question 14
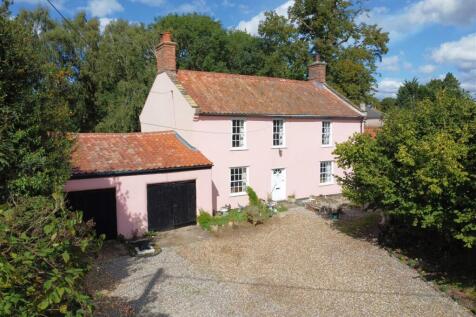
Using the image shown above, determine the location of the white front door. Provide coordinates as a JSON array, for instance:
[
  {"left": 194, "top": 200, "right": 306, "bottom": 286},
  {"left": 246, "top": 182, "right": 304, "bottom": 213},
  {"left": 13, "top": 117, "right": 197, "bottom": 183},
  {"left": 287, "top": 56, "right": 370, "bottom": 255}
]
[{"left": 271, "top": 168, "right": 286, "bottom": 201}]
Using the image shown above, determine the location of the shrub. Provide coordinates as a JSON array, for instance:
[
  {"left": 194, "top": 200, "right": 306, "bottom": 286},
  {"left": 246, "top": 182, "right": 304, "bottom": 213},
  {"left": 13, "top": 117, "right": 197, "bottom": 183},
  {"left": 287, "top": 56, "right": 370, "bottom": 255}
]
[
  {"left": 335, "top": 91, "right": 476, "bottom": 247},
  {"left": 197, "top": 209, "right": 248, "bottom": 231},
  {"left": 197, "top": 210, "right": 213, "bottom": 231},
  {"left": 244, "top": 204, "right": 272, "bottom": 225},
  {"left": 0, "top": 194, "right": 102, "bottom": 316},
  {"left": 246, "top": 186, "right": 260, "bottom": 206}
]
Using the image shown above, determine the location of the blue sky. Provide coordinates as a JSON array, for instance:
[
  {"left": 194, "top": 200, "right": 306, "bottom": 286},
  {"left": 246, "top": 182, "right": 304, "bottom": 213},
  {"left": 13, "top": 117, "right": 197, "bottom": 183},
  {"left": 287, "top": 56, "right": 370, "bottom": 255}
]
[{"left": 11, "top": 0, "right": 476, "bottom": 98}]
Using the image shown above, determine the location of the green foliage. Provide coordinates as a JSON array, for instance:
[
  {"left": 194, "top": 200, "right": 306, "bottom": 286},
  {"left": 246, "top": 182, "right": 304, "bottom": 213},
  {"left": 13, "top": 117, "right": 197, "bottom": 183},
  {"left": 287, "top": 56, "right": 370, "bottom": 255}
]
[
  {"left": 244, "top": 204, "right": 272, "bottom": 225},
  {"left": 0, "top": 5, "right": 72, "bottom": 200},
  {"left": 1, "top": 5, "right": 102, "bottom": 315},
  {"left": 257, "top": 11, "right": 310, "bottom": 80},
  {"left": 9, "top": 3, "right": 389, "bottom": 132},
  {"left": 395, "top": 74, "right": 466, "bottom": 108},
  {"left": 197, "top": 209, "right": 247, "bottom": 231},
  {"left": 246, "top": 186, "right": 260, "bottom": 206},
  {"left": 285, "top": 0, "right": 389, "bottom": 103},
  {"left": 334, "top": 89, "right": 476, "bottom": 247},
  {"left": 197, "top": 210, "right": 213, "bottom": 230},
  {"left": 379, "top": 97, "right": 396, "bottom": 112},
  {"left": 0, "top": 194, "right": 103, "bottom": 316}
]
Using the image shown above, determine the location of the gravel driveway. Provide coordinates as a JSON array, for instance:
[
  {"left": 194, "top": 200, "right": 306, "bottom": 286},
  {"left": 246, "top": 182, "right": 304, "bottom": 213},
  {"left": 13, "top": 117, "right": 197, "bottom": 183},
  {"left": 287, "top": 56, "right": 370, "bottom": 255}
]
[{"left": 99, "top": 207, "right": 471, "bottom": 316}]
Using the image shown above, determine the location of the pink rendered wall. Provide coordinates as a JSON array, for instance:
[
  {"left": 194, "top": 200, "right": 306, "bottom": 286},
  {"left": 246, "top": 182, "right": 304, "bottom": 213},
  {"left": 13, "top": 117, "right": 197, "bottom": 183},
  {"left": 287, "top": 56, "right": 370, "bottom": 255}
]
[
  {"left": 139, "top": 73, "right": 363, "bottom": 211},
  {"left": 187, "top": 117, "right": 362, "bottom": 210},
  {"left": 64, "top": 169, "right": 212, "bottom": 238}
]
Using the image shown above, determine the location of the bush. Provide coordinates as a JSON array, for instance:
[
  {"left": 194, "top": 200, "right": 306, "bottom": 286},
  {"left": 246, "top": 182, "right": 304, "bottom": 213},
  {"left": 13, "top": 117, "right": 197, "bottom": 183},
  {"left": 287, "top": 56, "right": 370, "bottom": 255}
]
[
  {"left": 197, "top": 211, "right": 213, "bottom": 231},
  {"left": 335, "top": 91, "right": 476, "bottom": 247},
  {"left": 0, "top": 194, "right": 103, "bottom": 316},
  {"left": 246, "top": 187, "right": 260, "bottom": 206},
  {"left": 197, "top": 209, "right": 248, "bottom": 231}
]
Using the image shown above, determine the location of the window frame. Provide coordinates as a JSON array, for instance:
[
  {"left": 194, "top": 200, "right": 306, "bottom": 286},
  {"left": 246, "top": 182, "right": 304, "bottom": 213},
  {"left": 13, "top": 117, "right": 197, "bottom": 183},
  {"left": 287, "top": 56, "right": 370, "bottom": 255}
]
[
  {"left": 321, "top": 121, "right": 332, "bottom": 147},
  {"left": 319, "top": 161, "right": 333, "bottom": 185},
  {"left": 230, "top": 166, "right": 249, "bottom": 196},
  {"left": 272, "top": 119, "right": 286, "bottom": 148},
  {"left": 231, "top": 118, "right": 247, "bottom": 150}
]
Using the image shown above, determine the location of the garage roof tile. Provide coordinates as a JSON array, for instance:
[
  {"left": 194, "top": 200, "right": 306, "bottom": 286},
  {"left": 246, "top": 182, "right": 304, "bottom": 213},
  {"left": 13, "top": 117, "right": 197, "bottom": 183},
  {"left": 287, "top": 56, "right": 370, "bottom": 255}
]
[{"left": 71, "top": 131, "right": 212, "bottom": 177}]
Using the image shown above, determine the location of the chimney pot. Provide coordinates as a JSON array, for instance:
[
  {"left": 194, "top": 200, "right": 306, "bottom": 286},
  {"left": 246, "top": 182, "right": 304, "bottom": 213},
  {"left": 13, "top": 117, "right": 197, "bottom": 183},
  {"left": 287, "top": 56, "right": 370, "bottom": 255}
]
[
  {"left": 308, "top": 54, "right": 326, "bottom": 83},
  {"left": 155, "top": 31, "right": 177, "bottom": 74},
  {"left": 161, "top": 31, "right": 172, "bottom": 43}
]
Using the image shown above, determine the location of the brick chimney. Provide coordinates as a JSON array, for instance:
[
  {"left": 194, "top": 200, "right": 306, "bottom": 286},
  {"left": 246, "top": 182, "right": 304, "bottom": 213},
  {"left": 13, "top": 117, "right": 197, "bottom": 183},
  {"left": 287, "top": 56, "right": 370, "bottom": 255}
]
[
  {"left": 308, "top": 54, "right": 326, "bottom": 83},
  {"left": 155, "top": 31, "right": 177, "bottom": 74}
]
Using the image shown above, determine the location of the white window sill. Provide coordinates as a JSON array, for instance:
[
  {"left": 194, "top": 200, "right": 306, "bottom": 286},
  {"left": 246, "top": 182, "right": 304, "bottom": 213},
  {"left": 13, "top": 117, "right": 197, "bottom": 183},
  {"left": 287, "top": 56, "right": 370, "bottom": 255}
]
[
  {"left": 319, "top": 182, "right": 335, "bottom": 186},
  {"left": 271, "top": 146, "right": 287, "bottom": 149},
  {"left": 230, "top": 147, "right": 248, "bottom": 151},
  {"left": 321, "top": 144, "right": 334, "bottom": 148},
  {"left": 230, "top": 192, "right": 247, "bottom": 197}
]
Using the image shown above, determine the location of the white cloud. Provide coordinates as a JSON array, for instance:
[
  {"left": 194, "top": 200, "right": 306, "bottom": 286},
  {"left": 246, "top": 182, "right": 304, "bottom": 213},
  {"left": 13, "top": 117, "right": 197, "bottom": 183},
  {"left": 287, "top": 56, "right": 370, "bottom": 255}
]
[
  {"left": 87, "top": 0, "right": 123, "bottom": 17},
  {"left": 375, "top": 78, "right": 403, "bottom": 98},
  {"left": 361, "top": 0, "right": 476, "bottom": 41},
  {"left": 175, "top": 0, "right": 211, "bottom": 14},
  {"left": 379, "top": 55, "right": 400, "bottom": 72},
  {"left": 403, "top": 62, "right": 413, "bottom": 71},
  {"left": 459, "top": 69, "right": 476, "bottom": 95},
  {"left": 99, "top": 17, "right": 116, "bottom": 32},
  {"left": 130, "top": 0, "right": 165, "bottom": 7},
  {"left": 222, "top": 0, "right": 234, "bottom": 6},
  {"left": 432, "top": 33, "right": 476, "bottom": 72},
  {"left": 236, "top": 0, "right": 293, "bottom": 35},
  {"left": 418, "top": 64, "right": 437, "bottom": 74},
  {"left": 431, "top": 33, "right": 476, "bottom": 95}
]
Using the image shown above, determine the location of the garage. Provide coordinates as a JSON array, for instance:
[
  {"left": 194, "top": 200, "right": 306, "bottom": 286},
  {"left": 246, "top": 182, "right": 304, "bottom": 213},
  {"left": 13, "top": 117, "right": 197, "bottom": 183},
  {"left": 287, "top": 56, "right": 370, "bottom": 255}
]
[
  {"left": 67, "top": 188, "right": 117, "bottom": 239},
  {"left": 147, "top": 180, "right": 196, "bottom": 231},
  {"left": 64, "top": 131, "right": 213, "bottom": 238}
]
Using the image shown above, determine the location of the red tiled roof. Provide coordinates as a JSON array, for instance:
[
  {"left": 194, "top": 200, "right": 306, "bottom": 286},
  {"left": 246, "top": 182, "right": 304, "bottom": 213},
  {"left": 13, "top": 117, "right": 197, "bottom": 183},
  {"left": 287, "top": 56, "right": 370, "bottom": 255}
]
[
  {"left": 364, "top": 127, "right": 380, "bottom": 138},
  {"left": 175, "top": 70, "right": 363, "bottom": 118},
  {"left": 70, "top": 131, "right": 212, "bottom": 177}
]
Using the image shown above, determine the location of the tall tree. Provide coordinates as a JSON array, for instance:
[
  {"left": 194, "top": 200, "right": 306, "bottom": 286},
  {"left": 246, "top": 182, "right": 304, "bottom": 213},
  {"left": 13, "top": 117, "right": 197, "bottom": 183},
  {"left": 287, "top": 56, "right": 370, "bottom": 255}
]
[
  {"left": 152, "top": 14, "right": 230, "bottom": 72},
  {"left": 395, "top": 73, "right": 467, "bottom": 108},
  {"left": 0, "top": 3, "right": 72, "bottom": 199},
  {"left": 94, "top": 20, "right": 156, "bottom": 132},
  {"left": 258, "top": 11, "right": 310, "bottom": 80},
  {"left": 335, "top": 89, "right": 476, "bottom": 247},
  {"left": 275, "top": 0, "right": 390, "bottom": 103}
]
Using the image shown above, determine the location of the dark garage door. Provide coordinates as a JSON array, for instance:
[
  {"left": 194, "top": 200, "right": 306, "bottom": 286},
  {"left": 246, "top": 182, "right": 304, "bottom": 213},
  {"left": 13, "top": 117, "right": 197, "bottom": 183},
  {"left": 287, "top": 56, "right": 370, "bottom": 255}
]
[
  {"left": 147, "top": 181, "right": 196, "bottom": 231},
  {"left": 67, "top": 188, "right": 117, "bottom": 239}
]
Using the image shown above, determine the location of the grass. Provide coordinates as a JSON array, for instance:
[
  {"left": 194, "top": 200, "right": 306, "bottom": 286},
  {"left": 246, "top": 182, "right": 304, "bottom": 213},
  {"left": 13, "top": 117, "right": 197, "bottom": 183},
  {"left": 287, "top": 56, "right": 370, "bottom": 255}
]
[{"left": 333, "top": 212, "right": 476, "bottom": 314}]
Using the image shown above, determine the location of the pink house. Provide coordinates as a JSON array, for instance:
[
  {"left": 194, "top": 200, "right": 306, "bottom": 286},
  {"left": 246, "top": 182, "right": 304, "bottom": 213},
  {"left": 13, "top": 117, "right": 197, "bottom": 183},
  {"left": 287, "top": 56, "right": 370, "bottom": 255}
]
[{"left": 140, "top": 32, "right": 365, "bottom": 211}]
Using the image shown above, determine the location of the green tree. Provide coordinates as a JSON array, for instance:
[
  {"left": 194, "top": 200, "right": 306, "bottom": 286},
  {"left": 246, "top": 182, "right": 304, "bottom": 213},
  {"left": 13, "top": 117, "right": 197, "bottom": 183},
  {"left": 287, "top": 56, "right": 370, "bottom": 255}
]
[
  {"left": 152, "top": 14, "right": 230, "bottom": 72},
  {"left": 257, "top": 11, "right": 310, "bottom": 80},
  {"left": 0, "top": 4, "right": 101, "bottom": 315},
  {"left": 395, "top": 78, "right": 430, "bottom": 108},
  {"left": 334, "top": 90, "right": 476, "bottom": 247},
  {"left": 284, "top": 0, "right": 389, "bottom": 103},
  {"left": 395, "top": 74, "right": 466, "bottom": 108},
  {"left": 379, "top": 97, "right": 396, "bottom": 112},
  {"left": 16, "top": 9, "right": 102, "bottom": 132},
  {"left": 225, "top": 30, "right": 265, "bottom": 75},
  {"left": 94, "top": 20, "right": 156, "bottom": 132},
  {"left": 0, "top": 4, "right": 72, "bottom": 199}
]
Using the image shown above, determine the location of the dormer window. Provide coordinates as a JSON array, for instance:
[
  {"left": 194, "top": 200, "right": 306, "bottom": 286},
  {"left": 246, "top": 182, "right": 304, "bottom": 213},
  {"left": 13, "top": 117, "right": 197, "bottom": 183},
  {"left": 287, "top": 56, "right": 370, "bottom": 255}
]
[
  {"left": 231, "top": 119, "right": 246, "bottom": 149},
  {"left": 322, "top": 121, "right": 332, "bottom": 146}
]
